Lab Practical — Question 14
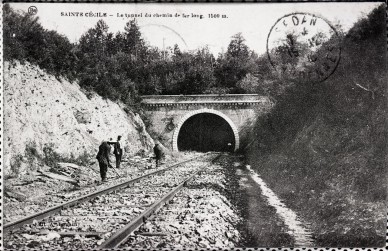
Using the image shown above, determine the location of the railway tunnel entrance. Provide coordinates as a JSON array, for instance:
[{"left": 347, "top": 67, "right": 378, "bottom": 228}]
[{"left": 177, "top": 113, "right": 236, "bottom": 152}]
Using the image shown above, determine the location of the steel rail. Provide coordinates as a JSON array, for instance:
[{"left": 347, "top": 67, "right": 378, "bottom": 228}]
[
  {"left": 98, "top": 170, "right": 201, "bottom": 249},
  {"left": 4, "top": 154, "right": 210, "bottom": 233},
  {"left": 99, "top": 154, "right": 221, "bottom": 249}
]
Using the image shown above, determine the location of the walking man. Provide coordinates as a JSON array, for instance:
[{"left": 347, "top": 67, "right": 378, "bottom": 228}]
[
  {"left": 96, "top": 141, "right": 112, "bottom": 182},
  {"left": 153, "top": 142, "right": 165, "bottom": 167}
]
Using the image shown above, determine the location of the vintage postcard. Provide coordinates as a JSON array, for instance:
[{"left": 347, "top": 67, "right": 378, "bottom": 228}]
[{"left": 2, "top": 1, "right": 387, "bottom": 249}]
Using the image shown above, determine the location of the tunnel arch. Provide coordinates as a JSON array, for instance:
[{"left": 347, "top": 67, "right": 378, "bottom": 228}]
[{"left": 172, "top": 109, "right": 240, "bottom": 152}]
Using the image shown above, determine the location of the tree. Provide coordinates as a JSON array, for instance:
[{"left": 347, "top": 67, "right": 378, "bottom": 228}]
[
  {"left": 215, "top": 33, "right": 259, "bottom": 92},
  {"left": 3, "top": 4, "right": 77, "bottom": 80},
  {"left": 163, "top": 46, "right": 216, "bottom": 95},
  {"left": 77, "top": 20, "right": 117, "bottom": 97},
  {"left": 236, "top": 73, "right": 259, "bottom": 94},
  {"left": 226, "top": 33, "right": 249, "bottom": 59},
  {"left": 122, "top": 20, "right": 148, "bottom": 62},
  {"left": 78, "top": 20, "right": 111, "bottom": 57},
  {"left": 173, "top": 44, "right": 182, "bottom": 57}
]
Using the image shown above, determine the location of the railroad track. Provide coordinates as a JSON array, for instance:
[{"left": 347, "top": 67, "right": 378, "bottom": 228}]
[{"left": 4, "top": 153, "right": 220, "bottom": 249}]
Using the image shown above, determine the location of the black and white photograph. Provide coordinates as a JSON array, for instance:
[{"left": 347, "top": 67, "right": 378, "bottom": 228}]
[{"left": 2, "top": 1, "right": 387, "bottom": 249}]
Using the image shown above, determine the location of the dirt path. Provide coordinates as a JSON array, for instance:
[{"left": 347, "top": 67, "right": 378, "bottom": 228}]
[
  {"left": 246, "top": 165, "right": 314, "bottom": 246},
  {"left": 220, "top": 155, "right": 297, "bottom": 247}
]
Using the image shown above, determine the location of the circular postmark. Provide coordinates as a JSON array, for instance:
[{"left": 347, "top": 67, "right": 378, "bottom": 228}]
[
  {"left": 28, "top": 6, "right": 38, "bottom": 15},
  {"left": 266, "top": 13, "right": 341, "bottom": 83}
]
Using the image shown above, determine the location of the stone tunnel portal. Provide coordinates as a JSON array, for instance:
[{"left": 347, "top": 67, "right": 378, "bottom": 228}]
[{"left": 177, "top": 113, "right": 236, "bottom": 152}]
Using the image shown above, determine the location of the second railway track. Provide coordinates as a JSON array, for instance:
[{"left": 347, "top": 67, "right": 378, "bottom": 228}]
[{"left": 4, "top": 153, "right": 220, "bottom": 249}]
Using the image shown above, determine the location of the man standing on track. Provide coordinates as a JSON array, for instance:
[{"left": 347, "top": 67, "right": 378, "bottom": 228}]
[
  {"left": 153, "top": 142, "right": 165, "bottom": 167},
  {"left": 96, "top": 141, "right": 112, "bottom": 182},
  {"left": 111, "top": 135, "right": 123, "bottom": 169}
]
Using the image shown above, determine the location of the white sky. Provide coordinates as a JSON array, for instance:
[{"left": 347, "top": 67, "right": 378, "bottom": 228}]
[{"left": 10, "top": 2, "right": 382, "bottom": 56}]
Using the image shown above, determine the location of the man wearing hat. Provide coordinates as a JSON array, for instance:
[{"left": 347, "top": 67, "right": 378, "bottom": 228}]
[
  {"left": 96, "top": 141, "right": 112, "bottom": 182},
  {"left": 109, "top": 135, "right": 124, "bottom": 169}
]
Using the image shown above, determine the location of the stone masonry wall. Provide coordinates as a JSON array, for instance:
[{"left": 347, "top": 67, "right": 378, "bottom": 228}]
[{"left": 142, "top": 95, "right": 273, "bottom": 151}]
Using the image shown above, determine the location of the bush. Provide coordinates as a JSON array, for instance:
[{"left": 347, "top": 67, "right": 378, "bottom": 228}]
[
  {"left": 42, "top": 144, "right": 63, "bottom": 168},
  {"left": 10, "top": 154, "right": 24, "bottom": 176}
]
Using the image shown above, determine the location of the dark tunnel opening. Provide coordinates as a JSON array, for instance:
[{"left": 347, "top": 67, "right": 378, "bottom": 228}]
[{"left": 177, "top": 113, "right": 235, "bottom": 152}]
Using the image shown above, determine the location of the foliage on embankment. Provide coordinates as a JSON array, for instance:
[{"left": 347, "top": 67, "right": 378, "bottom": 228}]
[{"left": 246, "top": 5, "right": 387, "bottom": 247}]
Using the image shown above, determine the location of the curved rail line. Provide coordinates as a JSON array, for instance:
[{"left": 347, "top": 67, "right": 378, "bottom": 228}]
[{"left": 4, "top": 154, "right": 212, "bottom": 233}]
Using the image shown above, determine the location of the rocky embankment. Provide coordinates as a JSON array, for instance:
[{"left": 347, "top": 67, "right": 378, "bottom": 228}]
[{"left": 4, "top": 61, "right": 154, "bottom": 176}]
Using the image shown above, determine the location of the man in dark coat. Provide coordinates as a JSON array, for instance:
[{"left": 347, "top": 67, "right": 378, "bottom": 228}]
[
  {"left": 153, "top": 142, "right": 165, "bottom": 167},
  {"left": 109, "top": 135, "right": 123, "bottom": 169},
  {"left": 113, "top": 135, "right": 123, "bottom": 169},
  {"left": 96, "top": 141, "right": 112, "bottom": 182}
]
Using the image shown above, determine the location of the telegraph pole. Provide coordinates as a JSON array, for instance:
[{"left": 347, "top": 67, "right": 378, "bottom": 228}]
[{"left": 163, "top": 37, "right": 166, "bottom": 60}]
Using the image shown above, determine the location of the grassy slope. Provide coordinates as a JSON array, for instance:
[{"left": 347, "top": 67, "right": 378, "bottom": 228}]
[{"left": 246, "top": 6, "right": 387, "bottom": 247}]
